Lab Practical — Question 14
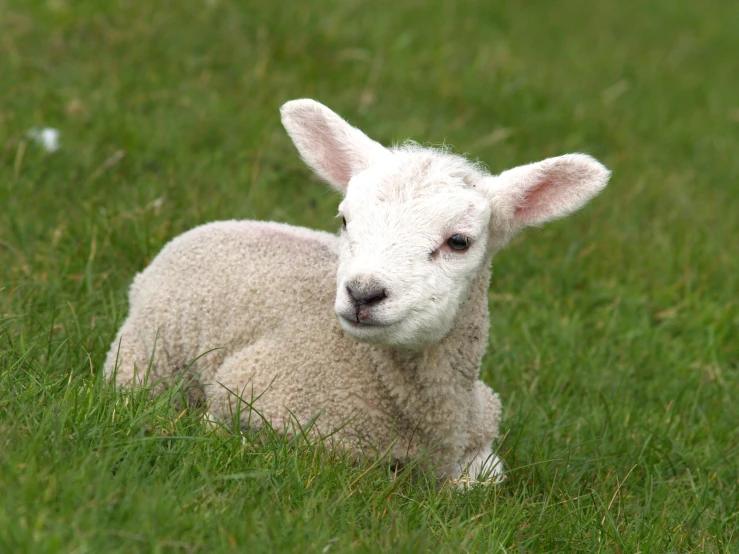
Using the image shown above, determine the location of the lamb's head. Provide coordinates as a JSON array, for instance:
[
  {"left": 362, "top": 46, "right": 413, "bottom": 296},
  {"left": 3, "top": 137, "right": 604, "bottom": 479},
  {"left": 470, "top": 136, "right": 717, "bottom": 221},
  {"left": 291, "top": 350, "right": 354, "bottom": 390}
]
[{"left": 281, "top": 99, "right": 610, "bottom": 350}]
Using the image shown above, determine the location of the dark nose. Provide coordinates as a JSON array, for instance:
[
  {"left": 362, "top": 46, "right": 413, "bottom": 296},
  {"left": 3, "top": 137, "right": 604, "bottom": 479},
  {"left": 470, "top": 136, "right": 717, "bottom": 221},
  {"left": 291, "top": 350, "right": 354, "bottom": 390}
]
[{"left": 346, "top": 283, "right": 387, "bottom": 307}]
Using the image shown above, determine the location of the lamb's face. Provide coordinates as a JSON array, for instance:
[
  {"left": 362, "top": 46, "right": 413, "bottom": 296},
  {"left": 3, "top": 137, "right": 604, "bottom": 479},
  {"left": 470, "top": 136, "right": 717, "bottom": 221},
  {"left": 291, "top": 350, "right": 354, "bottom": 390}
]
[
  {"left": 334, "top": 152, "right": 492, "bottom": 349},
  {"left": 280, "top": 99, "right": 611, "bottom": 350}
]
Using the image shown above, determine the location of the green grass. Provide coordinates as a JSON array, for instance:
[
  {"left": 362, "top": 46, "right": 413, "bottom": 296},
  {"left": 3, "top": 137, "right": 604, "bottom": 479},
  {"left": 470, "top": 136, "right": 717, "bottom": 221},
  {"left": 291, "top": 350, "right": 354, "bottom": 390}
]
[{"left": 1, "top": 0, "right": 737, "bottom": 551}]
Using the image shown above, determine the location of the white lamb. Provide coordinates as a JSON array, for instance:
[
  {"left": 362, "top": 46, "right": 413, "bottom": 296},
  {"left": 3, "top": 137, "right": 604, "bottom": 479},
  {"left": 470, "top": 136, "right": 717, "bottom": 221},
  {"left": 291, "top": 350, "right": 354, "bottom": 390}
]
[{"left": 105, "top": 99, "right": 610, "bottom": 484}]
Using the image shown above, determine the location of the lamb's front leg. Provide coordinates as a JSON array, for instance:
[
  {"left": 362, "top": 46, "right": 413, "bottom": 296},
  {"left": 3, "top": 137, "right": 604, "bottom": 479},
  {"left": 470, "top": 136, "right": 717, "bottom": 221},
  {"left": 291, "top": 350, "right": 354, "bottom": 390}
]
[
  {"left": 452, "top": 381, "right": 506, "bottom": 487},
  {"left": 457, "top": 446, "right": 506, "bottom": 486}
]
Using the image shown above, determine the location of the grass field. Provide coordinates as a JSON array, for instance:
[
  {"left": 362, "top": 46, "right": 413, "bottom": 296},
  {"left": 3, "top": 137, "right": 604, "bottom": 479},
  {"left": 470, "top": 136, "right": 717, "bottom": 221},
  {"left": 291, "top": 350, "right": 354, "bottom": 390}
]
[{"left": 1, "top": 0, "right": 738, "bottom": 551}]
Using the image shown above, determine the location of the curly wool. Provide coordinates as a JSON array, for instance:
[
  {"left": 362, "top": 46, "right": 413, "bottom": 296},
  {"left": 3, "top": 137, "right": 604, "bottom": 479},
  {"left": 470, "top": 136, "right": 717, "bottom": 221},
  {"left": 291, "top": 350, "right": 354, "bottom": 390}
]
[
  {"left": 106, "top": 98, "right": 609, "bottom": 484},
  {"left": 106, "top": 220, "right": 502, "bottom": 479}
]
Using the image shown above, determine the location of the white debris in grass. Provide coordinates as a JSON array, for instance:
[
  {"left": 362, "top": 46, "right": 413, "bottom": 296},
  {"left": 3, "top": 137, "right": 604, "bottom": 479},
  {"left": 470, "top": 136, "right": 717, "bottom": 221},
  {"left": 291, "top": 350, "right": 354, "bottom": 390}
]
[{"left": 27, "top": 127, "right": 61, "bottom": 153}]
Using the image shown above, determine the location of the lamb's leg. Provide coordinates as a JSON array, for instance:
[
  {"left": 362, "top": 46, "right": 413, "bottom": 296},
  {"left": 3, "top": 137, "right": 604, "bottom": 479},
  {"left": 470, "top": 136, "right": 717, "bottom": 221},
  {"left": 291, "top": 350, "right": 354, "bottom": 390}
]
[
  {"left": 103, "top": 321, "right": 179, "bottom": 396},
  {"left": 205, "top": 343, "right": 296, "bottom": 435},
  {"left": 451, "top": 381, "right": 506, "bottom": 487},
  {"left": 104, "top": 327, "right": 155, "bottom": 388},
  {"left": 461, "top": 446, "right": 506, "bottom": 485}
]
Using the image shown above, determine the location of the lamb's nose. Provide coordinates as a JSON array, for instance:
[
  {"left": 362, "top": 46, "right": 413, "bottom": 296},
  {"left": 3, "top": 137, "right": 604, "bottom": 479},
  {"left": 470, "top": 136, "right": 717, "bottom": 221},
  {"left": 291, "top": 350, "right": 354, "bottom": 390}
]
[{"left": 346, "top": 283, "right": 387, "bottom": 307}]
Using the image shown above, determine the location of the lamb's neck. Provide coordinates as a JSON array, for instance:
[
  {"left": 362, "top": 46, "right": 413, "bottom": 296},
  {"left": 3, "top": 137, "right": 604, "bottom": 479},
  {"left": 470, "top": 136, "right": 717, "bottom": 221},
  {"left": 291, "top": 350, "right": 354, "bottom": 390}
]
[
  {"left": 369, "top": 262, "right": 493, "bottom": 461},
  {"left": 385, "top": 261, "right": 493, "bottom": 382}
]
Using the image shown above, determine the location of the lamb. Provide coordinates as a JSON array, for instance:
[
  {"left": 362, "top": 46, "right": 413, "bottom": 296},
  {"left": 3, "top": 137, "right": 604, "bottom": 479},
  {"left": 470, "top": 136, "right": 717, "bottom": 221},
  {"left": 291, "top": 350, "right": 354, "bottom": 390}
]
[{"left": 104, "top": 99, "right": 610, "bottom": 485}]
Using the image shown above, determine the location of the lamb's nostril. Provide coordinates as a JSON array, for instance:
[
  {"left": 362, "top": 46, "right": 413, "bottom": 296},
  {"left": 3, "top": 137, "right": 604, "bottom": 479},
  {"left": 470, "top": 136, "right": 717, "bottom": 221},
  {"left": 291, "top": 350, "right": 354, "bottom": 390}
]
[
  {"left": 362, "top": 288, "right": 387, "bottom": 307},
  {"left": 346, "top": 284, "right": 387, "bottom": 307}
]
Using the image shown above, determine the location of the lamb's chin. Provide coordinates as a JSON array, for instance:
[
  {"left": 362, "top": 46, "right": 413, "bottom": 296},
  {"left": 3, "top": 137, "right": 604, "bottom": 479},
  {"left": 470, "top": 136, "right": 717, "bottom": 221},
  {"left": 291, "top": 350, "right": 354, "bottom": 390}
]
[{"left": 337, "top": 317, "right": 437, "bottom": 351}]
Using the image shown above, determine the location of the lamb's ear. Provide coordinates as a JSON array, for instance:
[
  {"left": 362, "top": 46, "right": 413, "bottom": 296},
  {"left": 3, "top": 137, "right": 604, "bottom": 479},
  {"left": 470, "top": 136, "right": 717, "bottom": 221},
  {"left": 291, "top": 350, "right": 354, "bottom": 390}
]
[
  {"left": 486, "top": 153, "right": 610, "bottom": 236},
  {"left": 280, "top": 99, "right": 389, "bottom": 191}
]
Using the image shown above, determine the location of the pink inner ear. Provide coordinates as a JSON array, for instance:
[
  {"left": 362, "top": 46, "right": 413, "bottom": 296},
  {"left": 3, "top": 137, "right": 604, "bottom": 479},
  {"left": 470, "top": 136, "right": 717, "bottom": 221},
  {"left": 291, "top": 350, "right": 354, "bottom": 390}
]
[
  {"left": 317, "top": 130, "right": 354, "bottom": 186},
  {"left": 514, "top": 179, "right": 558, "bottom": 224}
]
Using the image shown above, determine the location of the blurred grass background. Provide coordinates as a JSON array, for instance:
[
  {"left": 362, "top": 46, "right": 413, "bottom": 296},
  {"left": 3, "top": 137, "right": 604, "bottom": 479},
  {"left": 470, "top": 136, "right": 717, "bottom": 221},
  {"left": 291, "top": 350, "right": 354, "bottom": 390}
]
[{"left": 1, "top": 0, "right": 737, "bottom": 551}]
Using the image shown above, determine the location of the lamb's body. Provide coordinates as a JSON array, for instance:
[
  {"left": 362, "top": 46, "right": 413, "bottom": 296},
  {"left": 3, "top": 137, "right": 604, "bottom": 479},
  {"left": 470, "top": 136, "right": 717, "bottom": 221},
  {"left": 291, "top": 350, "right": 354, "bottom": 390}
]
[
  {"left": 107, "top": 220, "right": 502, "bottom": 479},
  {"left": 106, "top": 99, "right": 610, "bottom": 484}
]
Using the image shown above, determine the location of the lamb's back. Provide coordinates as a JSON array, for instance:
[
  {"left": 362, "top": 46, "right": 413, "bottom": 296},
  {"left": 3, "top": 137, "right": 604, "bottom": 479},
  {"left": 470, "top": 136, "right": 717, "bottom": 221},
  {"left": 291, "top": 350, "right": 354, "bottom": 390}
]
[{"left": 116, "top": 220, "right": 341, "bottom": 382}]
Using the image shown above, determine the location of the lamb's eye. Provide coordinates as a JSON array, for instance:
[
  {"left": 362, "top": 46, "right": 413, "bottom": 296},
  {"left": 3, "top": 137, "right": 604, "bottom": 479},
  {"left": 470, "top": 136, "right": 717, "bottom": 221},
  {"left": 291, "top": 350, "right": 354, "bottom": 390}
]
[
  {"left": 341, "top": 216, "right": 347, "bottom": 230},
  {"left": 447, "top": 234, "right": 470, "bottom": 251}
]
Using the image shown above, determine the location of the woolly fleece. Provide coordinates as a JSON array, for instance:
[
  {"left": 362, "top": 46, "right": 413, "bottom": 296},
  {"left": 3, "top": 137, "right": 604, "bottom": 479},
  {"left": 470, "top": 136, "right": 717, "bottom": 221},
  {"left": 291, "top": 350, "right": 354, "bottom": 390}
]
[
  {"left": 105, "top": 99, "right": 610, "bottom": 484},
  {"left": 105, "top": 220, "right": 502, "bottom": 481}
]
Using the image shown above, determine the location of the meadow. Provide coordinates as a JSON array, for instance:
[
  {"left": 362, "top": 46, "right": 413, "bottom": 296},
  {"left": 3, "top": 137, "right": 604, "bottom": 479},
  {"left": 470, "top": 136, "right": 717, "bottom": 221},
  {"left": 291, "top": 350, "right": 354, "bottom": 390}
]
[{"left": 1, "top": 0, "right": 737, "bottom": 551}]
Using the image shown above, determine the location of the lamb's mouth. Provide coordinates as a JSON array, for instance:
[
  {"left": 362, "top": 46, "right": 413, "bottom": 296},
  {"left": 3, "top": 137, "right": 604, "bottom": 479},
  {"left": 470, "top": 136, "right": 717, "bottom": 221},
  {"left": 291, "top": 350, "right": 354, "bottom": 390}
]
[{"left": 338, "top": 315, "right": 392, "bottom": 329}]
